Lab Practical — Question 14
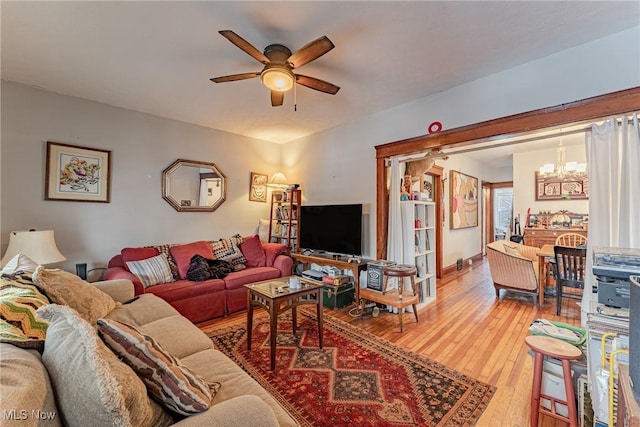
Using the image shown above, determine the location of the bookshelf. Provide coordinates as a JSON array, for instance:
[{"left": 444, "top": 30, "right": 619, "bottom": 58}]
[
  {"left": 400, "top": 200, "right": 437, "bottom": 308},
  {"left": 268, "top": 189, "right": 301, "bottom": 252}
]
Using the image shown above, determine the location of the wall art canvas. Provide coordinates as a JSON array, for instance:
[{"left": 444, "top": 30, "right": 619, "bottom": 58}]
[
  {"left": 449, "top": 170, "right": 478, "bottom": 229},
  {"left": 45, "top": 141, "right": 111, "bottom": 203},
  {"left": 249, "top": 172, "right": 268, "bottom": 202}
]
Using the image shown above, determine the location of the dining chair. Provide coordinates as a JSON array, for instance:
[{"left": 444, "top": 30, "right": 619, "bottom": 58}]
[
  {"left": 555, "top": 233, "right": 588, "bottom": 248},
  {"left": 553, "top": 245, "right": 587, "bottom": 316}
]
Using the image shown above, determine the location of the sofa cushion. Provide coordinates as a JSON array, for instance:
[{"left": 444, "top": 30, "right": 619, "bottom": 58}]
[
  {"left": 144, "top": 279, "right": 226, "bottom": 302},
  {"left": 152, "top": 244, "right": 181, "bottom": 280},
  {"left": 170, "top": 241, "right": 214, "bottom": 279},
  {"left": 122, "top": 247, "right": 160, "bottom": 271},
  {"left": 98, "top": 318, "right": 220, "bottom": 416},
  {"left": 138, "top": 315, "right": 215, "bottom": 360},
  {"left": 263, "top": 243, "right": 288, "bottom": 266},
  {"left": 36, "top": 304, "right": 172, "bottom": 427},
  {"left": 223, "top": 267, "right": 282, "bottom": 291},
  {"left": 126, "top": 253, "right": 175, "bottom": 288},
  {"left": 181, "top": 348, "right": 298, "bottom": 427},
  {"left": 0, "top": 275, "right": 49, "bottom": 350},
  {"left": 0, "top": 343, "right": 62, "bottom": 427},
  {"left": 32, "top": 266, "right": 116, "bottom": 325},
  {"left": 240, "top": 235, "right": 266, "bottom": 268},
  {"left": 106, "top": 294, "right": 183, "bottom": 327}
]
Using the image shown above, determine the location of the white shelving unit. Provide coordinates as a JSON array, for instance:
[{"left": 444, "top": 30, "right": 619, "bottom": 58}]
[{"left": 401, "top": 200, "right": 437, "bottom": 309}]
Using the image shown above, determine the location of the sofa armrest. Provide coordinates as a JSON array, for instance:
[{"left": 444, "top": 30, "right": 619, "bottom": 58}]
[
  {"left": 103, "top": 267, "right": 145, "bottom": 295},
  {"left": 92, "top": 279, "right": 136, "bottom": 303},
  {"left": 172, "top": 395, "right": 280, "bottom": 427},
  {"left": 518, "top": 244, "right": 540, "bottom": 262},
  {"left": 273, "top": 255, "right": 293, "bottom": 277}
]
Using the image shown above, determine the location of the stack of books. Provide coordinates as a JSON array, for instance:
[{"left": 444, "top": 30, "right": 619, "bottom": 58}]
[{"left": 322, "top": 275, "right": 350, "bottom": 286}]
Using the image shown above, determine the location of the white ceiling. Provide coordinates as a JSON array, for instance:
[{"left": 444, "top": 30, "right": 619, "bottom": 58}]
[{"left": 2, "top": 1, "right": 639, "bottom": 147}]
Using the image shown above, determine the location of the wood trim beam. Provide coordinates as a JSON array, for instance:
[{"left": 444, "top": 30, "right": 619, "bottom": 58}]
[{"left": 375, "top": 86, "right": 640, "bottom": 262}]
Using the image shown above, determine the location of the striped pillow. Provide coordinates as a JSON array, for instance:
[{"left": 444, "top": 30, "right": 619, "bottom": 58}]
[
  {"left": 97, "top": 318, "right": 220, "bottom": 416},
  {"left": 126, "top": 254, "right": 175, "bottom": 288}
]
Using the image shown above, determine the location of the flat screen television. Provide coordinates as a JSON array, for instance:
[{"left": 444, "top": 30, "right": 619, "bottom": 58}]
[{"left": 299, "top": 204, "right": 363, "bottom": 256}]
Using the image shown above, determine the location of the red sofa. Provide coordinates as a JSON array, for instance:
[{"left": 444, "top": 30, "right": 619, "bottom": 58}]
[{"left": 103, "top": 235, "right": 292, "bottom": 323}]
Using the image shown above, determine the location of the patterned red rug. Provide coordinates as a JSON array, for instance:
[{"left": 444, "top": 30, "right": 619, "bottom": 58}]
[{"left": 208, "top": 311, "right": 495, "bottom": 426}]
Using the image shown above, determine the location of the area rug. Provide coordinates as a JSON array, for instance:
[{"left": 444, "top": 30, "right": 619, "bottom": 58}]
[{"left": 208, "top": 311, "right": 495, "bottom": 426}]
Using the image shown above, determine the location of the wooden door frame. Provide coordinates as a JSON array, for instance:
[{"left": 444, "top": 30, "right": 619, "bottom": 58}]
[
  {"left": 375, "top": 86, "right": 640, "bottom": 260},
  {"left": 485, "top": 181, "right": 513, "bottom": 246}
]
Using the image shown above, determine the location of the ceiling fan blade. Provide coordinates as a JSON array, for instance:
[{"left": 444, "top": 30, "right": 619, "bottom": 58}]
[
  {"left": 271, "top": 91, "right": 284, "bottom": 107},
  {"left": 288, "top": 36, "right": 335, "bottom": 69},
  {"left": 210, "top": 72, "right": 260, "bottom": 83},
  {"left": 219, "top": 30, "right": 270, "bottom": 64},
  {"left": 295, "top": 74, "right": 340, "bottom": 95}
]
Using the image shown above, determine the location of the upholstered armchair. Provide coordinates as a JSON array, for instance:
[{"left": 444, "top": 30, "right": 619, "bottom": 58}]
[{"left": 486, "top": 240, "right": 540, "bottom": 304}]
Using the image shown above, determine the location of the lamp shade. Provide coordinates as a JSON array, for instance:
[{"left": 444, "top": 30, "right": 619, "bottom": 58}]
[
  {"left": 1, "top": 230, "right": 66, "bottom": 267},
  {"left": 267, "top": 172, "right": 289, "bottom": 188}
]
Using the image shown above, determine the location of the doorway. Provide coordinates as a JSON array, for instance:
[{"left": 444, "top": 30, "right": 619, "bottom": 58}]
[{"left": 482, "top": 182, "right": 513, "bottom": 254}]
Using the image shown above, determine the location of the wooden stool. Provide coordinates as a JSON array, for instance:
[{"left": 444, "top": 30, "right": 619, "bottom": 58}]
[
  {"left": 525, "top": 335, "right": 582, "bottom": 427},
  {"left": 382, "top": 264, "right": 419, "bottom": 332}
]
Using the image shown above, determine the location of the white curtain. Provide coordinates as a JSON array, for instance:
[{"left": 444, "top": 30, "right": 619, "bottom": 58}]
[
  {"left": 583, "top": 112, "right": 639, "bottom": 427},
  {"left": 387, "top": 158, "right": 404, "bottom": 263},
  {"left": 582, "top": 113, "right": 640, "bottom": 321}
]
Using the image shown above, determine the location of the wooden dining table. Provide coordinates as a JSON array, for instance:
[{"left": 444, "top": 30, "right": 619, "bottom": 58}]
[{"left": 535, "top": 244, "right": 555, "bottom": 305}]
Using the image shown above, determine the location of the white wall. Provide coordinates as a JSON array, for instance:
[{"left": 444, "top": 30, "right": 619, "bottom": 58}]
[
  {"left": 0, "top": 81, "right": 282, "bottom": 272},
  {"left": 284, "top": 27, "right": 640, "bottom": 264},
  {"left": 2, "top": 27, "right": 638, "bottom": 271}
]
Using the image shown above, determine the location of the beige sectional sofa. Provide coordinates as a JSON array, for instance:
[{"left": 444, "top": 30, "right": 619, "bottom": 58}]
[{"left": 0, "top": 275, "right": 298, "bottom": 427}]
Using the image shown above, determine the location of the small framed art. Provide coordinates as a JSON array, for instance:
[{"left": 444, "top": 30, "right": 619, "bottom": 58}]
[
  {"left": 45, "top": 141, "right": 111, "bottom": 203},
  {"left": 249, "top": 172, "right": 268, "bottom": 202}
]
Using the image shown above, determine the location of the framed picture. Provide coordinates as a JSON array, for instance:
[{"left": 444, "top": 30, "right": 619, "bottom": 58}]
[
  {"left": 535, "top": 172, "right": 589, "bottom": 200},
  {"left": 45, "top": 141, "right": 111, "bottom": 203},
  {"left": 449, "top": 170, "right": 478, "bottom": 229},
  {"left": 249, "top": 172, "right": 268, "bottom": 202}
]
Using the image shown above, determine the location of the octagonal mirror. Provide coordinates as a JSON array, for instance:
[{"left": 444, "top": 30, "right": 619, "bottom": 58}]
[{"left": 162, "top": 159, "right": 226, "bottom": 212}]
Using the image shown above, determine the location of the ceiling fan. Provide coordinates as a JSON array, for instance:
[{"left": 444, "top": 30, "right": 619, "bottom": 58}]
[{"left": 210, "top": 30, "right": 340, "bottom": 107}]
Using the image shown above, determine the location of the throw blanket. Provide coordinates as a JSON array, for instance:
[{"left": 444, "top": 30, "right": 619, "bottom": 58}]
[{"left": 186, "top": 255, "right": 234, "bottom": 281}]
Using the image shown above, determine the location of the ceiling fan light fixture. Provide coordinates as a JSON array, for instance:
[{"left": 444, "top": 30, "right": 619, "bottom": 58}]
[{"left": 261, "top": 67, "right": 294, "bottom": 92}]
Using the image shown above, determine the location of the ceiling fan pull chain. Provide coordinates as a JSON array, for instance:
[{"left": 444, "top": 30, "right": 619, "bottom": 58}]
[{"left": 294, "top": 82, "right": 297, "bottom": 112}]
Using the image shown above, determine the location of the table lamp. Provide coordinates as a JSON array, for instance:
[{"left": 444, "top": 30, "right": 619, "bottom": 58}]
[
  {"left": 1, "top": 229, "right": 66, "bottom": 267},
  {"left": 267, "top": 172, "right": 289, "bottom": 201}
]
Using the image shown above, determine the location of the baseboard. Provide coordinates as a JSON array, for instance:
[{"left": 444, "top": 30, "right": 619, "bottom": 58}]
[{"left": 442, "top": 253, "right": 483, "bottom": 277}]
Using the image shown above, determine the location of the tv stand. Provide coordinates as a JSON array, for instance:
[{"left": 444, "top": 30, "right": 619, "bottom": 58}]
[{"left": 290, "top": 252, "right": 369, "bottom": 308}]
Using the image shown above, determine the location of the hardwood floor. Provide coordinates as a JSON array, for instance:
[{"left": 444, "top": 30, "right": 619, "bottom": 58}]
[{"left": 198, "top": 258, "right": 582, "bottom": 427}]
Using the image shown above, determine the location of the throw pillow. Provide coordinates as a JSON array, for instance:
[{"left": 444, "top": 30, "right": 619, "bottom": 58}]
[
  {"left": 211, "top": 236, "right": 246, "bottom": 269},
  {"left": 503, "top": 244, "right": 524, "bottom": 258},
  {"left": 36, "top": 304, "right": 172, "bottom": 427},
  {"left": 170, "top": 241, "right": 214, "bottom": 279},
  {"left": 0, "top": 275, "right": 49, "bottom": 350},
  {"left": 240, "top": 235, "right": 266, "bottom": 268},
  {"left": 263, "top": 242, "right": 288, "bottom": 266},
  {"left": 97, "top": 318, "right": 220, "bottom": 416},
  {"left": 32, "top": 266, "right": 116, "bottom": 325},
  {"left": 1, "top": 254, "right": 39, "bottom": 275},
  {"left": 126, "top": 254, "right": 175, "bottom": 288},
  {"left": 257, "top": 219, "right": 270, "bottom": 243},
  {"left": 152, "top": 244, "right": 180, "bottom": 280},
  {"left": 121, "top": 247, "right": 160, "bottom": 271}
]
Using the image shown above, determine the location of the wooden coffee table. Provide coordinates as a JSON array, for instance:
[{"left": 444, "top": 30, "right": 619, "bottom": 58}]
[{"left": 245, "top": 276, "right": 324, "bottom": 370}]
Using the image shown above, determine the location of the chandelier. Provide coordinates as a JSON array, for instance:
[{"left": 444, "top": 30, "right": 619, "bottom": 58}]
[{"left": 538, "top": 141, "right": 586, "bottom": 178}]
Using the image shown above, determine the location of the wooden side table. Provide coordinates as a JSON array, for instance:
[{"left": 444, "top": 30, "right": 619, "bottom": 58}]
[{"left": 245, "top": 277, "right": 324, "bottom": 370}]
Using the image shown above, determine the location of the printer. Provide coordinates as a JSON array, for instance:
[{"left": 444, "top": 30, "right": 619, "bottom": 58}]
[{"left": 592, "top": 247, "right": 640, "bottom": 308}]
